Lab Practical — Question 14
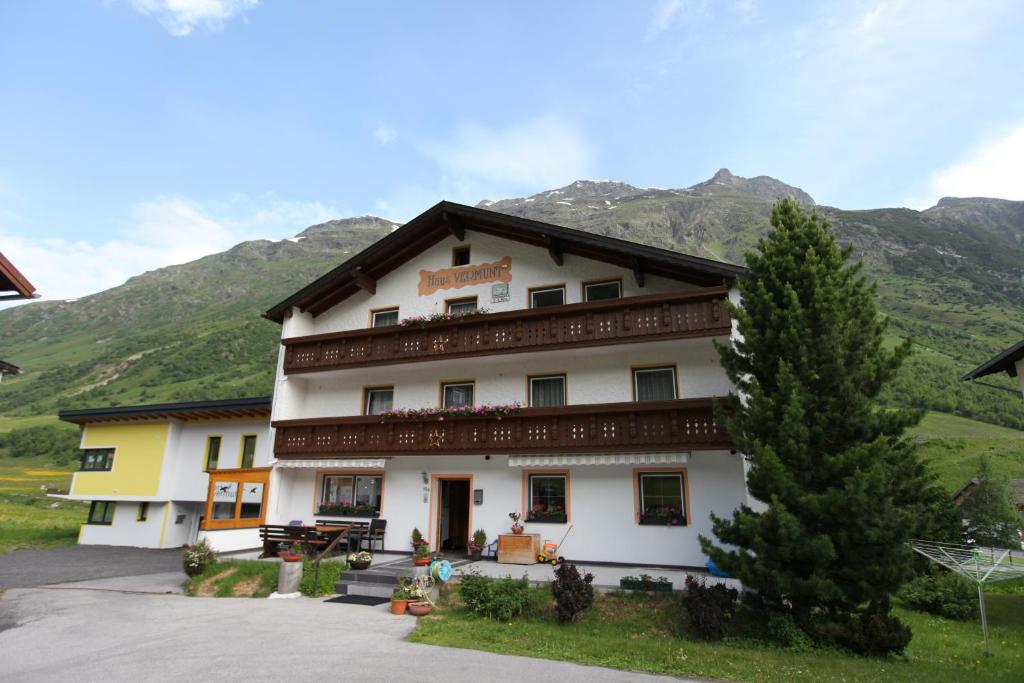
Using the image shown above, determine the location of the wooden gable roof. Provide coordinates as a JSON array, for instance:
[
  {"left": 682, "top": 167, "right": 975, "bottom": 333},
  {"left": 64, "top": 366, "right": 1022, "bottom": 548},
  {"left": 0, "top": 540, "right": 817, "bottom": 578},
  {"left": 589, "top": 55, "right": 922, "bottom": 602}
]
[
  {"left": 961, "top": 340, "right": 1024, "bottom": 381},
  {"left": 264, "top": 201, "right": 745, "bottom": 323},
  {"left": 0, "top": 251, "right": 36, "bottom": 300},
  {"left": 59, "top": 396, "right": 272, "bottom": 425}
]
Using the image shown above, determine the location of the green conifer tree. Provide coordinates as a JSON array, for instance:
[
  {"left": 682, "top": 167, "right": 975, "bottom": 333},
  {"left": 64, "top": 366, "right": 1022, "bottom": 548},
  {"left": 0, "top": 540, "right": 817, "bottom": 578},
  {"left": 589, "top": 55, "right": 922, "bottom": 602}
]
[
  {"left": 700, "top": 199, "right": 951, "bottom": 645},
  {"left": 960, "top": 456, "right": 1022, "bottom": 548}
]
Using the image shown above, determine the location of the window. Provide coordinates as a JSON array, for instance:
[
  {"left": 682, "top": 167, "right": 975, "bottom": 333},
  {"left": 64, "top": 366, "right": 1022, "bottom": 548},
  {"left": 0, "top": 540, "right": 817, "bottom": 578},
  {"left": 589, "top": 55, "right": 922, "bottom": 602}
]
[
  {"left": 239, "top": 435, "right": 257, "bottom": 468},
  {"left": 203, "top": 469, "right": 270, "bottom": 530},
  {"left": 633, "top": 367, "right": 677, "bottom": 401},
  {"left": 530, "top": 286, "right": 565, "bottom": 308},
  {"left": 446, "top": 297, "right": 477, "bottom": 315},
  {"left": 372, "top": 308, "right": 399, "bottom": 327},
  {"left": 527, "top": 474, "right": 568, "bottom": 523},
  {"left": 442, "top": 382, "right": 475, "bottom": 408},
  {"left": 204, "top": 436, "right": 221, "bottom": 471},
  {"left": 364, "top": 387, "right": 394, "bottom": 415},
  {"left": 319, "top": 473, "right": 383, "bottom": 516},
  {"left": 87, "top": 501, "right": 115, "bottom": 525},
  {"left": 136, "top": 502, "right": 149, "bottom": 522},
  {"left": 584, "top": 279, "right": 622, "bottom": 301},
  {"left": 452, "top": 245, "right": 471, "bottom": 266},
  {"left": 80, "top": 448, "right": 114, "bottom": 472},
  {"left": 637, "top": 472, "right": 687, "bottom": 525},
  {"left": 529, "top": 375, "right": 566, "bottom": 407}
]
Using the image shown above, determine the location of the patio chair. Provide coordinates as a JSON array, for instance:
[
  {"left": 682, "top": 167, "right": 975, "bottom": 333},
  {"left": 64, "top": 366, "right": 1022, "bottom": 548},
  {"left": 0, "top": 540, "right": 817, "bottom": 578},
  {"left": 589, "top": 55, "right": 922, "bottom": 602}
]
[{"left": 359, "top": 519, "right": 387, "bottom": 553}]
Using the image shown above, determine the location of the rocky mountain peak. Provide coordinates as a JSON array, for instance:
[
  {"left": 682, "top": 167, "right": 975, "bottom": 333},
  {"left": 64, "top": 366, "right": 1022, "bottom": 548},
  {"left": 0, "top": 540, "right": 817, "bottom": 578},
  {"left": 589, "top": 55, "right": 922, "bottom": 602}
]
[{"left": 687, "top": 168, "right": 815, "bottom": 206}]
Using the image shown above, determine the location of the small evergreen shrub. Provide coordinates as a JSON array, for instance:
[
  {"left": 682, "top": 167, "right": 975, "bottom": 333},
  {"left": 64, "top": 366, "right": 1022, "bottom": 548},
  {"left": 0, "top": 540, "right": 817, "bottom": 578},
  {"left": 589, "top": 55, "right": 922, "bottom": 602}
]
[
  {"left": 181, "top": 539, "right": 216, "bottom": 577},
  {"left": 681, "top": 576, "right": 738, "bottom": 640},
  {"left": 899, "top": 572, "right": 977, "bottom": 620},
  {"left": 551, "top": 562, "right": 594, "bottom": 622},
  {"left": 766, "top": 611, "right": 813, "bottom": 652},
  {"left": 458, "top": 569, "right": 532, "bottom": 621},
  {"left": 810, "top": 610, "right": 913, "bottom": 656}
]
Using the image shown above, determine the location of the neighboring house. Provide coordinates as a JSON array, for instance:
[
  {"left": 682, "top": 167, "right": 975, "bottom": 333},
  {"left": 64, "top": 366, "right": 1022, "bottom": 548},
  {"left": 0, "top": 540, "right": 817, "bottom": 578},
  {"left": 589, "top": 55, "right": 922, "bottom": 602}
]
[
  {"left": 961, "top": 340, "right": 1024, "bottom": 398},
  {"left": 953, "top": 478, "right": 1024, "bottom": 514},
  {"left": 55, "top": 398, "right": 272, "bottom": 548},
  {"left": 0, "top": 249, "right": 37, "bottom": 380},
  {"left": 56, "top": 202, "right": 752, "bottom": 567}
]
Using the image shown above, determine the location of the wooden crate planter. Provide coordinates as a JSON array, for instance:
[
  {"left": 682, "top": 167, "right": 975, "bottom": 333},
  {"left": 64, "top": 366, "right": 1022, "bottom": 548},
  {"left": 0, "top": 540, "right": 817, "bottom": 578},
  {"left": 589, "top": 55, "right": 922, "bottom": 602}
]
[{"left": 497, "top": 533, "right": 540, "bottom": 564}]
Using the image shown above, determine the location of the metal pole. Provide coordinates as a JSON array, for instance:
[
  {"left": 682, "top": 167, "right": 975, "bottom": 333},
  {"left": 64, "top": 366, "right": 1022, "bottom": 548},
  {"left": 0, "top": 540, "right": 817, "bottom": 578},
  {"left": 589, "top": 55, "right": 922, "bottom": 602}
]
[{"left": 977, "top": 583, "right": 990, "bottom": 657}]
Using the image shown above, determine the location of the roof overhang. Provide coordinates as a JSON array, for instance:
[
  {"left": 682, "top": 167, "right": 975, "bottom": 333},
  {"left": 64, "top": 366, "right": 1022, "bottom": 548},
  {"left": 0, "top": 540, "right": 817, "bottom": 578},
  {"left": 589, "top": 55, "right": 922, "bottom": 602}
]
[
  {"left": 264, "top": 201, "right": 745, "bottom": 323},
  {"left": 508, "top": 453, "right": 690, "bottom": 467},
  {"left": 0, "top": 360, "right": 21, "bottom": 376},
  {"left": 961, "top": 340, "right": 1024, "bottom": 381},
  {"left": 59, "top": 396, "right": 272, "bottom": 426},
  {"left": 0, "top": 250, "right": 37, "bottom": 299}
]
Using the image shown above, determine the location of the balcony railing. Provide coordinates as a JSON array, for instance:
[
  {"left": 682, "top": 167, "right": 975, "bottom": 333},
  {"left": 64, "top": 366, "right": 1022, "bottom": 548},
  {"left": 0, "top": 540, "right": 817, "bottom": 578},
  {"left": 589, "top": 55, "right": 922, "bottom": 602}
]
[
  {"left": 281, "top": 286, "right": 731, "bottom": 374},
  {"left": 272, "top": 398, "right": 731, "bottom": 458}
]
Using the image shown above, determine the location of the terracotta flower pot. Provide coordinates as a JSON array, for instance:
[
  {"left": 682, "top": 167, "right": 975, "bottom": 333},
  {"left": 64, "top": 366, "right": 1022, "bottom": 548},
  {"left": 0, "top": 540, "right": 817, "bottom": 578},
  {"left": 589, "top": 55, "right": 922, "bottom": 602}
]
[
  {"left": 278, "top": 552, "right": 302, "bottom": 563},
  {"left": 390, "top": 598, "right": 409, "bottom": 615},
  {"left": 408, "top": 601, "right": 432, "bottom": 617},
  {"left": 511, "top": 524, "right": 524, "bottom": 535},
  {"left": 413, "top": 555, "right": 431, "bottom": 566}
]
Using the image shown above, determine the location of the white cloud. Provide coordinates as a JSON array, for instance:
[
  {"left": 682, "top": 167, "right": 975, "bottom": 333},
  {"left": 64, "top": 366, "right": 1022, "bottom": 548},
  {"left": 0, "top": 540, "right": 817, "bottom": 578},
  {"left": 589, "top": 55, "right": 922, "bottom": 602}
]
[
  {"left": 373, "top": 124, "right": 397, "bottom": 145},
  {"left": 416, "top": 116, "right": 593, "bottom": 200},
  {"left": 0, "top": 195, "right": 340, "bottom": 303},
  {"left": 929, "top": 126, "right": 1024, "bottom": 202},
  {"left": 127, "top": 0, "right": 259, "bottom": 37},
  {"left": 647, "top": 0, "right": 754, "bottom": 37}
]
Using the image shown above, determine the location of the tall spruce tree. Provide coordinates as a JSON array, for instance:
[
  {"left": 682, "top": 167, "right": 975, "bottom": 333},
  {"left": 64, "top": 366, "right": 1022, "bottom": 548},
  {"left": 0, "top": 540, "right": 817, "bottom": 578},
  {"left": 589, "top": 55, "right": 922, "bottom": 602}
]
[{"left": 701, "top": 199, "right": 949, "bottom": 636}]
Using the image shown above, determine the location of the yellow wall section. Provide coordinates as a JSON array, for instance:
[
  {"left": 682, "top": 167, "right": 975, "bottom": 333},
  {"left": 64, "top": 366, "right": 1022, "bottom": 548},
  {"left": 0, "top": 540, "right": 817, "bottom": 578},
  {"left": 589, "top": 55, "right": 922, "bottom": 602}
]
[{"left": 71, "top": 423, "right": 169, "bottom": 497}]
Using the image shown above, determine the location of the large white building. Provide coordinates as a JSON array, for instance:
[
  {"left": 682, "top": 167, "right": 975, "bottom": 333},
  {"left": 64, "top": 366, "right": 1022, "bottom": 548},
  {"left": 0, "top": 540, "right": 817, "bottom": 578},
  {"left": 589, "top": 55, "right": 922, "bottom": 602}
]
[{"left": 60, "top": 202, "right": 752, "bottom": 569}]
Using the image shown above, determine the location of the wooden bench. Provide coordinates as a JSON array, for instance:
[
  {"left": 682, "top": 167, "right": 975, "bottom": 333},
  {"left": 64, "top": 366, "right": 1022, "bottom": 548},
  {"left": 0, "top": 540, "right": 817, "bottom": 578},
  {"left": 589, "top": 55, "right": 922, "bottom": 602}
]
[{"left": 259, "top": 524, "right": 326, "bottom": 558}]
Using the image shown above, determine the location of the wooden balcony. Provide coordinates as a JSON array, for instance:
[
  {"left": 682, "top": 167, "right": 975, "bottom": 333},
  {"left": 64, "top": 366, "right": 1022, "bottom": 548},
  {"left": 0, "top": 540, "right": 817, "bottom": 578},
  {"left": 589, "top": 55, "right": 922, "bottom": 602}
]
[
  {"left": 272, "top": 398, "right": 731, "bottom": 458},
  {"left": 281, "top": 286, "right": 731, "bottom": 374}
]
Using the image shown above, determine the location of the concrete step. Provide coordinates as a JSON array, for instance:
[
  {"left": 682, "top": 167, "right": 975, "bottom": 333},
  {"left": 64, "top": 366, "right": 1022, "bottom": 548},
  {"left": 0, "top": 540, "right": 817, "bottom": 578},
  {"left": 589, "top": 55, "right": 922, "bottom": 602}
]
[{"left": 334, "top": 580, "right": 394, "bottom": 598}]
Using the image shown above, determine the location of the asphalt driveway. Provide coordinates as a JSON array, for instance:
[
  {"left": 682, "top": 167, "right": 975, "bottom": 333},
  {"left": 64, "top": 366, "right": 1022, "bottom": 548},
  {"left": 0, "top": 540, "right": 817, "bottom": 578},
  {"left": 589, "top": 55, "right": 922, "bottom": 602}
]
[
  {"left": 0, "top": 587, "right": 700, "bottom": 682},
  {"left": 0, "top": 545, "right": 181, "bottom": 589}
]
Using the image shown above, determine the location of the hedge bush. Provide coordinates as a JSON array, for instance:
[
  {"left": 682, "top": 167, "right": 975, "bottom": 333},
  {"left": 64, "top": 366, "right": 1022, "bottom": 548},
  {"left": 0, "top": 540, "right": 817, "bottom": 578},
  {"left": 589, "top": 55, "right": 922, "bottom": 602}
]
[
  {"left": 458, "top": 569, "right": 533, "bottom": 621},
  {"left": 551, "top": 562, "right": 594, "bottom": 622},
  {"left": 899, "top": 572, "right": 978, "bottom": 620},
  {"left": 681, "top": 576, "right": 739, "bottom": 641}
]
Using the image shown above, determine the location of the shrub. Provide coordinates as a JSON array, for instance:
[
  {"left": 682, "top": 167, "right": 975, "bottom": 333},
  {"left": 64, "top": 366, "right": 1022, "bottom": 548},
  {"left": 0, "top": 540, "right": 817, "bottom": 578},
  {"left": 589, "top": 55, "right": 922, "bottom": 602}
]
[
  {"left": 809, "top": 610, "right": 913, "bottom": 656},
  {"left": 551, "top": 562, "right": 594, "bottom": 622},
  {"left": 300, "top": 560, "right": 345, "bottom": 596},
  {"left": 458, "top": 569, "right": 532, "bottom": 621},
  {"left": 766, "top": 611, "right": 812, "bottom": 652},
  {"left": 899, "top": 572, "right": 978, "bottom": 620},
  {"left": 181, "top": 539, "right": 216, "bottom": 577},
  {"left": 681, "top": 575, "right": 738, "bottom": 641}
]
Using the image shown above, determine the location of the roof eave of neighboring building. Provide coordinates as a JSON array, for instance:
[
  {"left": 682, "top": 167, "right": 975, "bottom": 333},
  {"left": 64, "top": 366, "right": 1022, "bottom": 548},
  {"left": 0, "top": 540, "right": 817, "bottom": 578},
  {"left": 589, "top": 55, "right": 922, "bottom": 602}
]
[
  {"left": 263, "top": 200, "right": 747, "bottom": 324},
  {"left": 58, "top": 396, "right": 273, "bottom": 425},
  {"left": 0, "top": 360, "right": 21, "bottom": 375},
  {"left": 960, "top": 339, "right": 1024, "bottom": 381},
  {"left": 0, "top": 250, "right": 37, "bottom": 299}
]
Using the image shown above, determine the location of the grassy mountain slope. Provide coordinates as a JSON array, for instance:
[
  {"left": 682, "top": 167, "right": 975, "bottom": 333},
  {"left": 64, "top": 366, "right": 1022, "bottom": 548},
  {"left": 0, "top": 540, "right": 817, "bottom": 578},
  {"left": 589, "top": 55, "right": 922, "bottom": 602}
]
[{"left": 0, "top": 172, "right": 1022, "bottom": 433}]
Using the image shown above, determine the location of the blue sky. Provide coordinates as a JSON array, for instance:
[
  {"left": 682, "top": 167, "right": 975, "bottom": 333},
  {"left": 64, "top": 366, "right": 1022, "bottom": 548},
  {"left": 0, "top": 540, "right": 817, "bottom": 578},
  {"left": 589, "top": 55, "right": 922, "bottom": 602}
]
[{"left": 2, "top": 0, "right": 1023, "bottom": 301}]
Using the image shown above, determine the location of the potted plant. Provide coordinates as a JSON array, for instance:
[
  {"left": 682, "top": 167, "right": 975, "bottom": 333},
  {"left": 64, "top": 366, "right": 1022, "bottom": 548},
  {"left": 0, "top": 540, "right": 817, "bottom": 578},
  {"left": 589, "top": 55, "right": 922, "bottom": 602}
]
[
  {"left": 468, "top": 528, "right": 487, "bottom": 561},
  {"left": 508, "top": 511, "right": 524, "bottom": 534},
  {"left": 278, "top": 542, "right": 303, "bottom": 563},
  {"left": 347, "top": 550, "right": 373, "bottom": 570},
  {"left": 411, "top": 527, "right": 429, "bottom": 551},
  {"left": 390, "top": 588, "right": 412, "bottom": 615},
  {"left": 413, "top": 543, "right": 432, "bottom": 566},
  {"left": 407, "top": 600, "right": 432, "bottom": 617}
]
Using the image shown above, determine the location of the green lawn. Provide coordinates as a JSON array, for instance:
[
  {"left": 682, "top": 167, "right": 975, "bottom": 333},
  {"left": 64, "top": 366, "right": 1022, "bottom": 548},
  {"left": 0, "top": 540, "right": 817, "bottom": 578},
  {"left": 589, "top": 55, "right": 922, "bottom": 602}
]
[
  {"left": 907, "top": 412, "right": 1024, "bottom": 493},
  {"left": 0, "top": 451, "right": 84, "bottom": 554},
  {"left": 412, "top": 590, "right": 1024, "bottom": 683}
]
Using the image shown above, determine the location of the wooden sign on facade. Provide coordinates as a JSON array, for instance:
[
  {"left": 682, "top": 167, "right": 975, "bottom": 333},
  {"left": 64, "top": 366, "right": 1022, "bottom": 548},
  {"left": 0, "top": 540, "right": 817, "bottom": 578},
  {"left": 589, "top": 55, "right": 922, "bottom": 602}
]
[{"left": 418, "top": 256, "right": 512, "bottom": 296}]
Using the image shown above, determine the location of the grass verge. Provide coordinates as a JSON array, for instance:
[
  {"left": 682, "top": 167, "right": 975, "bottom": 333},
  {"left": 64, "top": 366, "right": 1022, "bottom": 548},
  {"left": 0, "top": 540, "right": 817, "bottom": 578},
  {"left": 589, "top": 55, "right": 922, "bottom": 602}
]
[
  {"left": 0, "top": 498, "right": 86, "bottom": 554},
  {"left": 411, "top": 589, "right": 1024, "bottom": 683},
  {"left": 183, "top": 559, "right": 346, "bottom": 598}
]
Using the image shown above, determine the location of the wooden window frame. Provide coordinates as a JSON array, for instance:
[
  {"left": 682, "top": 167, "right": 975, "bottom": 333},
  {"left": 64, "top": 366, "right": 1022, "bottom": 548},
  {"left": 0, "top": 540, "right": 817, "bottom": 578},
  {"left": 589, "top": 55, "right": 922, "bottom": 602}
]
[
  {"left": 581, "top": 277, "right": 623, "bottom": 302},
  {"left": 87, "top": 500, "right": 115, "bottom": 525},
  {"left": 201, "top": 467, "right": 271, "bottom": 530},
  {"left": 204, "top": 435, "right": 222, "bottom": 472},
  {"left": 632, "top": 468, "right": 690, "bottom": 527},
  {"left": 631, "top": 364, "right": 679, "bottom": 401},
  {"left": 522, "top": 469, "right": 571, "bottom": 524},
  {"left": 80, "top": 447, "right": 115, "bottom": 472},
  {"left": 439, "top": 379, "right": 476, "bottom": 408},
  {"left": 362, "top": 385, "right": 395, "bottom": 416},
  {"left": 526, "top": 373, "right": 567, "bottom": 407},
  {"left": 369, "top": 306, "right": 400, "bottom": 328},
  {"left": 136, "top": 501, "right": 149, "bottom": 522},
  {"left": 451, "top": 245, "right": 471, "bottom": 267},
  {"left": 237, "top": 434, "right": 258, "bottom": 469},
  {"left": 312, "top": 469, "right": 386, "bottom": 518},
  {"left": 528, "top": 283, "right": 566, "bottom": 309},
  {"left": 445, "top": 296, "right": 478, "bottom": 315}
]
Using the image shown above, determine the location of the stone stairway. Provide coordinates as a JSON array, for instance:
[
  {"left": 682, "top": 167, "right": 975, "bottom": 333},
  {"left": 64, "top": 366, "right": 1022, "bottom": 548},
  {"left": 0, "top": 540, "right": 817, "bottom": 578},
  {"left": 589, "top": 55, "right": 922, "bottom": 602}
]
[{"left": 335, "top": 556, "right": 471, "bottom": 598}]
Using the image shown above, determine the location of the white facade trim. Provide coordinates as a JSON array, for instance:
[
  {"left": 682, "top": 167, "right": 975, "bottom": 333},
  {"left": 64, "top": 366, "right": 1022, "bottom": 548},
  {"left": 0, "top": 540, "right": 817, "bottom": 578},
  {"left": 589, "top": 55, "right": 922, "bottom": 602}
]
[
  {"left": 274, "top": 458, "right": 388, "bottom": 469},
  {"left": 508, "top": 453, "right": 689, "bottom": 467}
]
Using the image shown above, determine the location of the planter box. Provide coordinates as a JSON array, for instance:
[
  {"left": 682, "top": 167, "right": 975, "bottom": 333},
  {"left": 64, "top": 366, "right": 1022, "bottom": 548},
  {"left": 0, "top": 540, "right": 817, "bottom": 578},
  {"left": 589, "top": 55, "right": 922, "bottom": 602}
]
[
  {"left": 497, "top": 533, "right": 540, "bottom": 564},
  {"left": 526, "top": 513, "right": 567, "bottom": 524},
  {"left": 619, "top": 579, "right": 673, "bottom": 592},
  {"left": 317, "top": 509, "right": 380, "bottom": 518}
]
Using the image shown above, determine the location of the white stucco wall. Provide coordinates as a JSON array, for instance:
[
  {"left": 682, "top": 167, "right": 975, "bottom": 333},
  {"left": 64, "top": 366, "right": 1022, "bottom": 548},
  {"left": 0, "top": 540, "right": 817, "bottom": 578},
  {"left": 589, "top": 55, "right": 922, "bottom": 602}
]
[
  {"left": 282, "top": 229, "right": 700, "bottom": 340},
  {"left": 198, "top": 527, "right": 262, "bottom": 553},
  {"left": 275, "top": 338, "right": 730, "bottom": 421},
  {"left": 269, "top": 451, "right": 745, "bottom": 568},
  {"left": 161, "top": 420, "right": 273, "bottom": 502},
  {"left": 78, "top": 501, "right": 170, "bottom": 548}
]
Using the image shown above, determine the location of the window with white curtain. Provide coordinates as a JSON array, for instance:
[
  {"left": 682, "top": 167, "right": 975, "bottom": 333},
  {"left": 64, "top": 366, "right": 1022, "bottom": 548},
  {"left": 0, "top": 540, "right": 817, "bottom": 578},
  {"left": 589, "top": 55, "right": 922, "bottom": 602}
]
[
  {"left": 446, "top": 298, "right": 478, "bottom": 315},
  {"left": 529, "top": 375, "right": 566, "bottom": 407},
  {"left": 372, "top": 308, "right": 399, "bottom": 327},
  {"left": 633, "top": 367, "right": 677, "bottom": 401},
  {"left": 442, "top": 382, "right": 475, "bottom": 408},
  {"left": 364, "top": 387, "right": 394, "bottom": 415}
]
